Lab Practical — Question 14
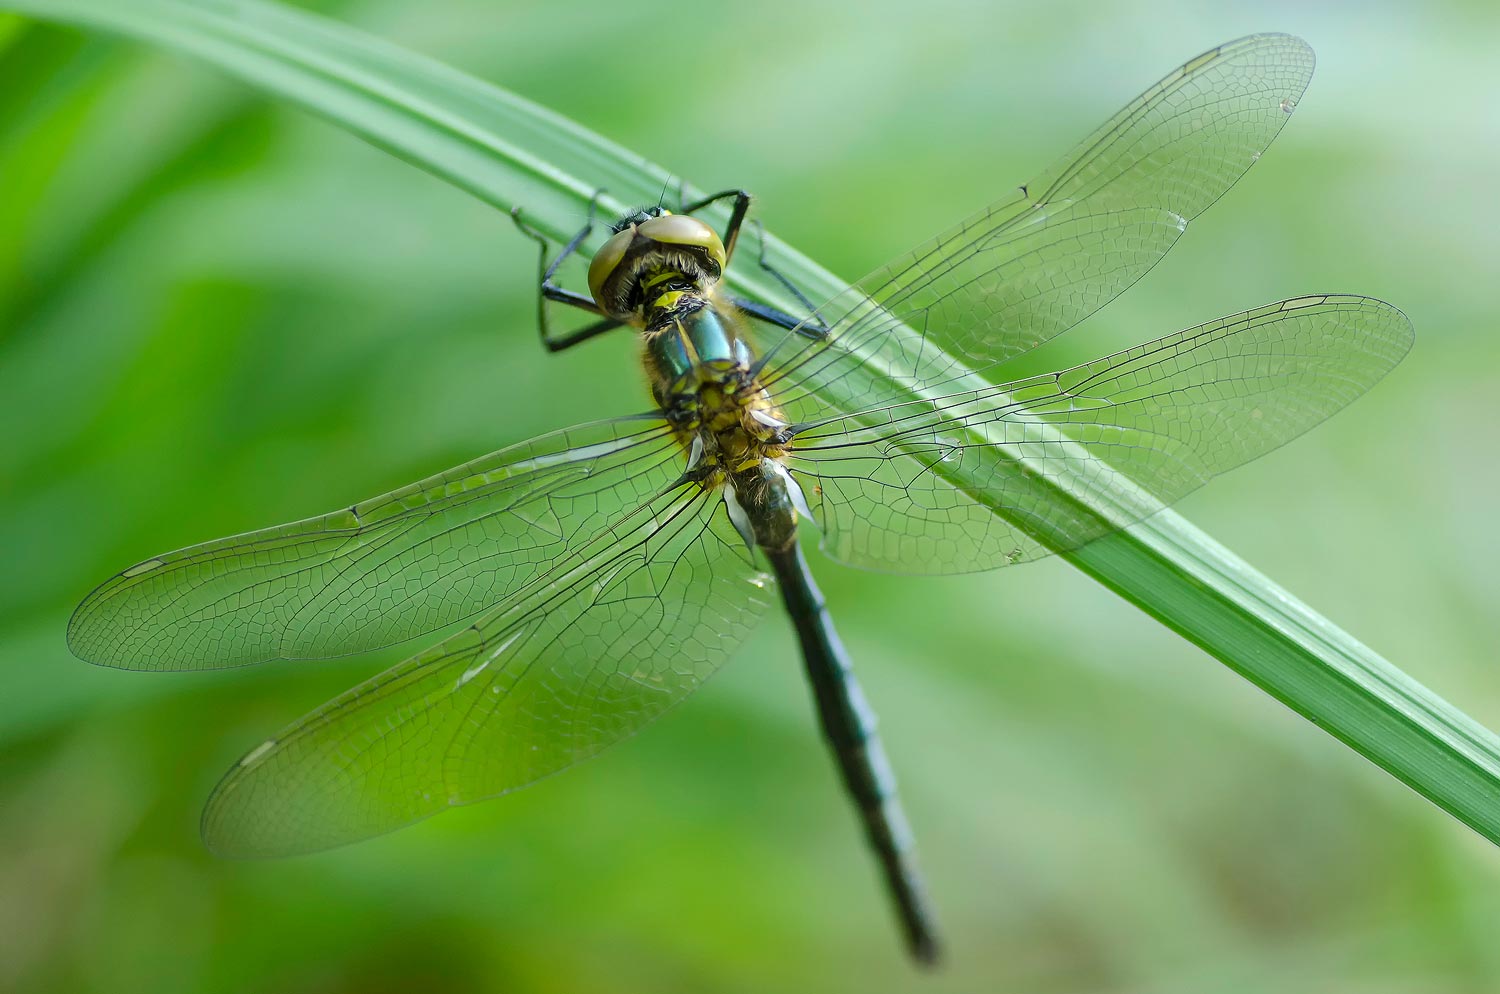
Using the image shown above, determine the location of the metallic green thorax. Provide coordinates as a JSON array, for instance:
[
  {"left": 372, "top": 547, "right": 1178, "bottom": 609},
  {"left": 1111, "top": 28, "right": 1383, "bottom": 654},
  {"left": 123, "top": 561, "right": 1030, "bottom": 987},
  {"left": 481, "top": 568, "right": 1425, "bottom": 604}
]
[{"left": 640, "top": 290, "right": 751, "bottom": 395}]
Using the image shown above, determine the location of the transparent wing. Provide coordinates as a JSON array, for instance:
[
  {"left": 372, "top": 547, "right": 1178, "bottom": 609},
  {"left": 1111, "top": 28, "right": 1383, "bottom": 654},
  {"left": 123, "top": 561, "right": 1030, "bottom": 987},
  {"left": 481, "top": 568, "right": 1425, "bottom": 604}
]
[
  {"left": 748, "top": 33, "right": 1316, "bottom": 410},
  {"left": 201, "top": 485, "right": 771, "bottom": 858},
  {"left": 786, "top": 296, "right": 1413, "bottom": 574},
  {"left": 68, "top": 416, "right": 683, "bottom": 670}
]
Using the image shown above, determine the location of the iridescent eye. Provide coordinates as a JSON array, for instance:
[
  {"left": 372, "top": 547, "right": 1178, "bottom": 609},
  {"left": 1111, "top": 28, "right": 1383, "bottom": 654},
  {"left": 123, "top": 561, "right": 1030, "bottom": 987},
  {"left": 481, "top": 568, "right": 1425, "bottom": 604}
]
[
  {"left": 636, "top": 214, "right": 727, "bottom": 272},
  {"left": 587, "top": 226, "right": 637, "bottom": 308}
]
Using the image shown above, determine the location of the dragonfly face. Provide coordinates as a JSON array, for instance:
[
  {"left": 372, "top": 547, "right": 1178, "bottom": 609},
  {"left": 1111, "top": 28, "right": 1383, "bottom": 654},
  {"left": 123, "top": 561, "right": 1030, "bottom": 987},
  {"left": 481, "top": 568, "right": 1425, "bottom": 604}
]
[{"left": 587, "top": 210, "right": 727, "bottom": 324}]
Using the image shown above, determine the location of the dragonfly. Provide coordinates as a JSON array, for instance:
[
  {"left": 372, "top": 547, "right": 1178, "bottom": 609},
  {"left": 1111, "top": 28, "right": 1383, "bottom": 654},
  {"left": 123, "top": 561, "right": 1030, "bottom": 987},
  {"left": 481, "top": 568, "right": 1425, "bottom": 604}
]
[{"left": 68, "top": 33, "right": 1411, "bottom": 966}]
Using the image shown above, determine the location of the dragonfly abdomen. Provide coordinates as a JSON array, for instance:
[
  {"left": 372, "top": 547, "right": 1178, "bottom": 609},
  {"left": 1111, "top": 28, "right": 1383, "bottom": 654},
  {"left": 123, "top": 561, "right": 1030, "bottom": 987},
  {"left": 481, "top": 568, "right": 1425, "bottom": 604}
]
[
  {"left": 722, "top": 458, "right": 808, "bottom": 553},
  {"left": 766, "top": 542, "right": 943, "bottom": 964}
]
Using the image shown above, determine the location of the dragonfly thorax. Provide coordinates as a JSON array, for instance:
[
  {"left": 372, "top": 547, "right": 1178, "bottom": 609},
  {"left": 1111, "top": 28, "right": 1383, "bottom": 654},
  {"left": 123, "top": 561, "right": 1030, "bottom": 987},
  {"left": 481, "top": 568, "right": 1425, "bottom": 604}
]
[
  {"left": 634, "top": 295, "right": 806, "bottom": 551},
  {"left": 664, "top": 349, "right": 791, "bottom": 478}
]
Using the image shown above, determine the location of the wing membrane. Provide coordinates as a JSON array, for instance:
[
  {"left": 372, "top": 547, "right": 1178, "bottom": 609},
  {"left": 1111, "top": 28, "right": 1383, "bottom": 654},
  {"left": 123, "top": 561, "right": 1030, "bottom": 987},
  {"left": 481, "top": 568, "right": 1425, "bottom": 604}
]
[
  {"left": 200, "top": 485, "right": 770, "bottom": 857},
  {"left": 69, "top": 416, "right": 681, "bottom": 669},
  {"left": 787, "top": 296, "right": 1412, "bottom": 573},
  {"left": 749, "top": 33, "right": 1316, "bottom": 412}
]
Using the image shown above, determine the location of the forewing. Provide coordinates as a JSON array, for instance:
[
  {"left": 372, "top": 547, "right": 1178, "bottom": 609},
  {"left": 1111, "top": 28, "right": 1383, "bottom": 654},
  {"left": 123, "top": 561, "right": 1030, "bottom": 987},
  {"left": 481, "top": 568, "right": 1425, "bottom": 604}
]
[
  {"left": 200, "top": 485, "right": 772, "bottom": 858},
  {"left": 749, "top": 33, "right": 1315, "bottom": 411},
  {"left": 786, "top": 296, "right": 1412, "bottom": 573},
  {"left": 69, "top": 416, "right": 682, "bottom": 669}
]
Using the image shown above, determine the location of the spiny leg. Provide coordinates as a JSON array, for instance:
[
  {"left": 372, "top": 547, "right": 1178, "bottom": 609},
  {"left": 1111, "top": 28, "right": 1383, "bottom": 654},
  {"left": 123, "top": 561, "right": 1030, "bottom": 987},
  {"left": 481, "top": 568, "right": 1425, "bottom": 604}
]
[
  {"left": 751, "top": 219, "right": 831, "bottom": 339},
  {"left": 723, "top": 220, "right": 832, "bottom": 342},
  {"left": 677, "top": 187, "right": 752, "bottom": 265},
  {"left": 510, "top": 191, "right": 621, "bottom": 353},
  {"left": 673, "top": 186, "right": 830, "bottom": 343}
]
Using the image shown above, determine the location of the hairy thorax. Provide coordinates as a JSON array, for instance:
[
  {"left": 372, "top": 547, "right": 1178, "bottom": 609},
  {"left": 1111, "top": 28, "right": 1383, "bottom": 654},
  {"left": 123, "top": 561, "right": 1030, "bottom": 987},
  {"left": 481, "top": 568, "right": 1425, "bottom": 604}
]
[{"left": 642, "top": 293, "right": 806, "bottom": 552}]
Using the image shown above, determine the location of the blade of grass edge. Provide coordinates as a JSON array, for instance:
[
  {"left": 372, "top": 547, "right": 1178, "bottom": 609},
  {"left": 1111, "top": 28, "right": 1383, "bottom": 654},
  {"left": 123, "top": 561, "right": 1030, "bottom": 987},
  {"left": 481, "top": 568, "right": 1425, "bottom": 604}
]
[{"left": 8, "top": 0, "right": 1500, "bottom": 844}]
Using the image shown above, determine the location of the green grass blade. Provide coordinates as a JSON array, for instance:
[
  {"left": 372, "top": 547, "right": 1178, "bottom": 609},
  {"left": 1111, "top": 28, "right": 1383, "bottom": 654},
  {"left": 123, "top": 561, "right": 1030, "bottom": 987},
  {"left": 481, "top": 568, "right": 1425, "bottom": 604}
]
[{"left": 9, "top": 0, "right": 1500, "bottom": 846}]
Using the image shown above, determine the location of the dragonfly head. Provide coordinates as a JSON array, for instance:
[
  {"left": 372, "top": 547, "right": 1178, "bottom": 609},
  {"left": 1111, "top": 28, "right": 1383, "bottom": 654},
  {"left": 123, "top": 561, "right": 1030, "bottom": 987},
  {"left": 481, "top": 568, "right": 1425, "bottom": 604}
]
[{"left": 588, "top": 211, "right": 727, "bottom": 322}]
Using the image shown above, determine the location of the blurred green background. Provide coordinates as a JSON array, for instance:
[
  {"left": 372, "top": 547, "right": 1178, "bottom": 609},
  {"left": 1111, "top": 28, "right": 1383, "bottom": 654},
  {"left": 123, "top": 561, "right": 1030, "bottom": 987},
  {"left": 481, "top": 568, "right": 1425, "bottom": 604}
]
[{"left": 2, "top": 1, "right": 1498, "bottom": 991}]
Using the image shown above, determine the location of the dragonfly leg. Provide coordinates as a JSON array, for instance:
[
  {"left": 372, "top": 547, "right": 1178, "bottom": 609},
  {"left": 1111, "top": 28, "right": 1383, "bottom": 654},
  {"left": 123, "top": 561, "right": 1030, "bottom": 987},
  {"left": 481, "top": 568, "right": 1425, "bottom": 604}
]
[
  {"left": 753, "top": 219, "right": 831, "bottom": 339},
  {"left": 511, "top": 192, "right": 622, "bottom": 353},
  {"left": 725, "top": 221, "right": 832, "bottom": 342},
  {"left": 677, "top": 188, "right": 829, "bottom": 340},
  {"left": 678, "top": 186, "right": 753, "bottom": 267}
]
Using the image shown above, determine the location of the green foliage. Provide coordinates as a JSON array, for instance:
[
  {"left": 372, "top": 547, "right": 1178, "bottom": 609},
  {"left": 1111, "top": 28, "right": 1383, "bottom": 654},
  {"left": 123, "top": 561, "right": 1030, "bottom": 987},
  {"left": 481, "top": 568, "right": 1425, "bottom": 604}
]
[{"left": 2, "top": 1, "right": 1497, "bottom": 992}]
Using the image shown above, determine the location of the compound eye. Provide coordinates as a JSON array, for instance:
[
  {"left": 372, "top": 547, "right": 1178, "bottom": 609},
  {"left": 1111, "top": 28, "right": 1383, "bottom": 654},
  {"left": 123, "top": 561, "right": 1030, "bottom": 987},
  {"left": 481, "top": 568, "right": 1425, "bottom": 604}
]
[
  {"left": 636, "top": 214, "right": 727, "bottom": 272},
  {"left": 587, "top": 226, "right": 636, "bottom": 308}
]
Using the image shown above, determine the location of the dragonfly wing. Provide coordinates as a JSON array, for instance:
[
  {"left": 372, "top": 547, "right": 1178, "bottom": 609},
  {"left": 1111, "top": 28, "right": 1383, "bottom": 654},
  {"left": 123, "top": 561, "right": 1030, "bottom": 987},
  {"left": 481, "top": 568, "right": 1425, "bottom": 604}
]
[
  {"left": 69, "top": 416, "right": 682, "bottom": 670},
  {"left": 201, "top": 483, "right": 772, "bottom": 857},
  {"left": 749, "top": 34, "right": 1315, "bottom": 408},
  {"left": 786, "top": 296, "right": 1413, "bottom": 574}
]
